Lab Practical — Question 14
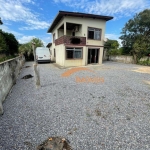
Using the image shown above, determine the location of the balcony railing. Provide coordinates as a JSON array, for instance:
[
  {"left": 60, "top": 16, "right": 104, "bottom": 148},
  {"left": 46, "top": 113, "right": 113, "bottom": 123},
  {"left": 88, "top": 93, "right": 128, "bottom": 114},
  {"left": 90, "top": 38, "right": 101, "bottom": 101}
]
[{"left": 55, "top": 35, "right": 86, "bottom": 46}]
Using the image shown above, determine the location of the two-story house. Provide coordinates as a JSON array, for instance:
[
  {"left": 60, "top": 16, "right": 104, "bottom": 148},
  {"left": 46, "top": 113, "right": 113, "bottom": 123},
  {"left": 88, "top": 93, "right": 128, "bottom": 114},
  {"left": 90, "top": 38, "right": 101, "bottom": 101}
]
[{"left": 47, "top": 11, "right": 113, "bottom": 67}]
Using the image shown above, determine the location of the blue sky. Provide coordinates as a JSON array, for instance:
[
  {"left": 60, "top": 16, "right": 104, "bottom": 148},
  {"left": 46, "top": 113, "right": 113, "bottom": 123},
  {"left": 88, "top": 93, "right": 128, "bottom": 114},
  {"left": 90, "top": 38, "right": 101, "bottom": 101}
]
[{"left": 0, "top": 0, "right": 150, "bottom": 46}]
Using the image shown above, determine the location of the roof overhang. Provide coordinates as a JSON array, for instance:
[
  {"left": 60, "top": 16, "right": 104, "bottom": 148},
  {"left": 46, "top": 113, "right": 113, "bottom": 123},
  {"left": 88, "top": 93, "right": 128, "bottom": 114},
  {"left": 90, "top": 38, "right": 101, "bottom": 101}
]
[{"left": 47, "top": 11, "right": 113, "bottom": 33}]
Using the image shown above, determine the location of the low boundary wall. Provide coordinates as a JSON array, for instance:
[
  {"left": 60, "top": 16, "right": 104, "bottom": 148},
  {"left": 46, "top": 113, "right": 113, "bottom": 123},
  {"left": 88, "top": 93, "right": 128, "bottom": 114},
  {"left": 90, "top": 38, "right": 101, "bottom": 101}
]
[
  {"left": 0, "top": 55, "right": 25, "bottom": 115},
  {"left": 108, "top": 55, "right": 148, "bottom": 64}
]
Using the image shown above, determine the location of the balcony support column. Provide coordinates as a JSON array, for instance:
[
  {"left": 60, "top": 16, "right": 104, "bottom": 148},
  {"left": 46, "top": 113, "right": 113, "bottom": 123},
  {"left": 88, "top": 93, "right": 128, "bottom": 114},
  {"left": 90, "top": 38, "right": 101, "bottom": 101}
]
[{"left": 64, "top": 22, "right": 66, "bottom": 35}]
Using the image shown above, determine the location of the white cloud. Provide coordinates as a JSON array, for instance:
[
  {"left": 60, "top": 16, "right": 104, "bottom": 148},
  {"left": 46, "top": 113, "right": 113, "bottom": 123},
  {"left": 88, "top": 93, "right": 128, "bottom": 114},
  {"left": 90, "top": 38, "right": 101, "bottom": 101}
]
[
  {"left": 40, "top": 35, "right": 52, "bottom": 46},
  {"left": 0, "top": 0, "right": 49, "bottom": 30},
  {"left": 53, "top": 0, "right": 150, "bottom": 18},
  {"left": 105, "top": 33, "right": 122, "bottom": 46},
  {"left": 0, "top": 25, "right": 23, "bottom": 36},
  {"left": 18, "top": 36, "right": 36, "bottom": 44},
  {"left": 18, "top": 35, "right": 52, "bottom": 46}
]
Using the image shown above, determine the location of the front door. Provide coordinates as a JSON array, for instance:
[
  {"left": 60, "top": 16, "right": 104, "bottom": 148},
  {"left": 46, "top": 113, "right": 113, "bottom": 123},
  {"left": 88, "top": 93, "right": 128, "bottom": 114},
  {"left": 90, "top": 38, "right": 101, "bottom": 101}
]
[{"left": 88, "top": 49, "right": 99, "bottom": 64}]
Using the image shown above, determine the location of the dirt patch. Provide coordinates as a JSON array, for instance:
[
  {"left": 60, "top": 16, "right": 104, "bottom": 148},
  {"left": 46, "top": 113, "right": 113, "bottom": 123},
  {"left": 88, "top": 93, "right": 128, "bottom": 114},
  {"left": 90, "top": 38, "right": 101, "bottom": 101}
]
[
  {"left": 95, "top": 109, "right": 101, "bottom": 116},
  {"left": 143, "top": 80, "right": 150, "bottom": 85},
  {"left": 37, "top": 137, "right": 72, "bottom": 150},
  {"left": 21, "top": 74, "right": 33, "bottom": 79},
  {"left": 132, "top": 66, "right": 150, "bottom": 74}
]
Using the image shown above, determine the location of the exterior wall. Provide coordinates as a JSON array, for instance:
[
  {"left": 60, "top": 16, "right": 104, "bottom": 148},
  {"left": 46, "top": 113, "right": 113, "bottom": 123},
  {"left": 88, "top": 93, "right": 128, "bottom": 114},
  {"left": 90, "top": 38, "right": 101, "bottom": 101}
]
[
  {"left": 50, "top": 44, "right": 55, "bottom": 62},
  {"left": 49, "top": 45, "right": 56, "bottom": 62},
  {"left": 109, "top": 55, "right": 149, "bottom": 64},
  {"left": 58, "top": 29, "right": 64, "bottom": 38},
  {"left": 109, "top": 55, "right": 134, "bottom": 63},
  {"left": 103, "top": 49, "right": 107, "bottom": 61},
  {"left": 74, "top": 25, "right": 82, "bottom": 36},
  {"left": 50, "top": 17, "right": 65, "bottom": 62},
  {"left": 99, "top": 47, "right": 104, "bottom": 64},
  {"left": 0, "top": 55, "right": 25, "bottom": 115},
  {"left": 55, "top": 44, "right": 65, "bottom": 66},
  {"left": 66, "top": 30, "right": 72, "bottom": 36},
  {"left": 140, "top": 57, "right": 149, "bottom": 61}
]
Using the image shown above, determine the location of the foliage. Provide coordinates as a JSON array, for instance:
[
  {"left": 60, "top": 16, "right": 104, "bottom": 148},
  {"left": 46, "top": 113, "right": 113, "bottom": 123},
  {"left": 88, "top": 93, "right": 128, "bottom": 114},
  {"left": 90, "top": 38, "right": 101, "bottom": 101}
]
[
  {"left": 0, "top": 31, "right": 7, "bottom": 54},
  {"left": 19, "top": 38, "right": 44, "bottom": 61},
  {"left": 30, "top": 38, "right": 44, "bottom": 48},
  {"left": 0, "top": 55, "right": 16, "bottom": 63},
  {"left": 104, "top": 39, "right": 120, "bottom": 56},
  {"left": 138, "top": 60, "right": 150, "bottom": 66},
  {"left": 119, "top": 9, "right": 150, "bottom": 63},
  {"left": 2, "top": 31, "right": 18, "bottom": 55},
  {"left": 19, "top": 43, "right": 32, "bottom": 54},
  {"left": 108, "top": 49, "right": 119, "bottom": 55},
  {"left": 104, "top": 39, "right": 119, "bottom": 50},
  {"left": 118, "top": 47, "right": 131, "bottom": 55}
]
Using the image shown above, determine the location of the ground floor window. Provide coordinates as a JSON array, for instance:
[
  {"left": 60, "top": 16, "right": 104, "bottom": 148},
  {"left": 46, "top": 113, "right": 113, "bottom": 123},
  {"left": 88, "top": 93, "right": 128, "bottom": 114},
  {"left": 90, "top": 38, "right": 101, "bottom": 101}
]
[{"left": 66, "top": 47, "right": 82, "bottom": 59}]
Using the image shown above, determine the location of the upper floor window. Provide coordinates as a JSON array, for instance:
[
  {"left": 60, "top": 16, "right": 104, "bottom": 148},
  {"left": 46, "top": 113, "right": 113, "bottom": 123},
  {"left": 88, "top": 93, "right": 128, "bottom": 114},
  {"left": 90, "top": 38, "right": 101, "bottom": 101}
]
[
  {"left": 53, "top": 33, "right": 55, "bottom": 43},
  {"left": 88, "top": 27, "right": 101, "bottom": 40}
]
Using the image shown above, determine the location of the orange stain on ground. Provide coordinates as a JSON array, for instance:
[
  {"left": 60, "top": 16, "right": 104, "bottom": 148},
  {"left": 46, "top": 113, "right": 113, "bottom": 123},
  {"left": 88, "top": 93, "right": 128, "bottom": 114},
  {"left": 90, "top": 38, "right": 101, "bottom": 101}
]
[{"left": 61, "top": 67, "right": 94, "bottom": 77}]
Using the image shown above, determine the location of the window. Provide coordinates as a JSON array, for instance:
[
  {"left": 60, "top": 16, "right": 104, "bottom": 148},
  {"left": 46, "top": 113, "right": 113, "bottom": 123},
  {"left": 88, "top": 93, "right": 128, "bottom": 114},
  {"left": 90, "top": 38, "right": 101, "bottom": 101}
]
[
  {"left": 88, "top": 27, "right": 101, "bottom": 40},
  {"left": 66, "top": 48, "right": 82, "bottom": 59},
  {"left": 53, "top": 33, "right": 55, "bottom": 43}
]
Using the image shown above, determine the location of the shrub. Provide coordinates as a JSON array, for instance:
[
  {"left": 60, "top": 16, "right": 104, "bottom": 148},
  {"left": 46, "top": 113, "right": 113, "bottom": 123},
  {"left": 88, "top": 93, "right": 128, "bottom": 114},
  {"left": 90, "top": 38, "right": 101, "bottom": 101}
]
[
  {"left": 108, "top": 49, "right": 120, "bottom": 55},
  {"left": 0, "top": 55, "right": 16, "bottom": 63},
  {"left": 138, "top": 60, "right": 150, "bottom": 66}
]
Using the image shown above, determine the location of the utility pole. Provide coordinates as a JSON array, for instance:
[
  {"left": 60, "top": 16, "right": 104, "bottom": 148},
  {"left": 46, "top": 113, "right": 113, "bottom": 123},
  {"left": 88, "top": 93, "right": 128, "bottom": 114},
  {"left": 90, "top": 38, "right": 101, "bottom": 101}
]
[{"left": 32, "top": 42, "right": 41, "bottom": 88}]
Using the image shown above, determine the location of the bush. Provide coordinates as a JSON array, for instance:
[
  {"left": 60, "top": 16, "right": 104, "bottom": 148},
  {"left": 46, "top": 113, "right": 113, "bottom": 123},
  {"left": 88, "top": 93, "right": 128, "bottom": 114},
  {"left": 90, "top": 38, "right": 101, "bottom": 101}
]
[
  {"left": 108, "top": 49, "right": 121, "bottom": 55},
  {"left": 138, "top": 60, "right": 150, "bottom": 66},
  {"left": 0, "top": 55, "right": 16, "bottom": 63}
]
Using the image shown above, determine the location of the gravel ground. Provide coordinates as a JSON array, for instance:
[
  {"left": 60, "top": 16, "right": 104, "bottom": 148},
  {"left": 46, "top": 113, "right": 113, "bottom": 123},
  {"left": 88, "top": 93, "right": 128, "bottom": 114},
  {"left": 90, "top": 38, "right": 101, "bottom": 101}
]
[{"left": 0, "top": 61, "right": 150, "bottom": 150}]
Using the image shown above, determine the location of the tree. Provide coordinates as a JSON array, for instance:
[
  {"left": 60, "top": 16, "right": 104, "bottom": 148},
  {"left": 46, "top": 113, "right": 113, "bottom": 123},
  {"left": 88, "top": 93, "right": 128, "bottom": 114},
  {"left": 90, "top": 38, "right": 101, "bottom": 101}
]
[
  {"left": 30, "top": 38, "right": 44, "bottom": 49},
  {"left": 104, "top": 39, "right": 120, "bottom": 56},
  {"left": 19, "top": 38, "right": 44, "bottom": 60},
  {"left": 104, "top": 39, "right": 119, "bottom": 49},
  {"left": 1, "top": 31, "right": 19, "bottom": 55},
  {"left": 0, "top": 32, "right": 7, "bottom": 54},
  {"left": 120, "top": 9, "right": 150, "bottom": 63}
]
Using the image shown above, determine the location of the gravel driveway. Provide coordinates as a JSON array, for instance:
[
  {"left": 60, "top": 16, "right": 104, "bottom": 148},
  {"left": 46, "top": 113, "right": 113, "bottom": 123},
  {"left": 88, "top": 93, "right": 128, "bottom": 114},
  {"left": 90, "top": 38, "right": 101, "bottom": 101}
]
[{"left": 0, "top": 61, "right": 150, "bottom": 150}]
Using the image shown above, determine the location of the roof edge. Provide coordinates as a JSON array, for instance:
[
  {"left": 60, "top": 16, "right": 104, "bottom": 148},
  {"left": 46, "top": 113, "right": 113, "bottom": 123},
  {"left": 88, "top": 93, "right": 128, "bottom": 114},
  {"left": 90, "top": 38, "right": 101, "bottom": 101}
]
[{"left": 47, "top": 11, "right": 113, "bottom": 33}]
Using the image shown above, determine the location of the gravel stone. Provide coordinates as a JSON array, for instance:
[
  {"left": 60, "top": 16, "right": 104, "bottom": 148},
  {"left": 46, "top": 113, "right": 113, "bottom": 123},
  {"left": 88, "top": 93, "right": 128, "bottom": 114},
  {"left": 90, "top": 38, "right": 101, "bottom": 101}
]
[{"left": 0, "top": 61, "right": 150, "bottom": 150}]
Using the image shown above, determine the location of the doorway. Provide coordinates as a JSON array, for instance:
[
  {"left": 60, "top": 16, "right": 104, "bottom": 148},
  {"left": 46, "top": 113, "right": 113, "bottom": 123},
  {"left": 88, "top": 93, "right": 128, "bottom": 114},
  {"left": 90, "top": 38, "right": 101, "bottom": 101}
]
[{"left": 88, "top": 49, "right": 99, "bottom": 64}]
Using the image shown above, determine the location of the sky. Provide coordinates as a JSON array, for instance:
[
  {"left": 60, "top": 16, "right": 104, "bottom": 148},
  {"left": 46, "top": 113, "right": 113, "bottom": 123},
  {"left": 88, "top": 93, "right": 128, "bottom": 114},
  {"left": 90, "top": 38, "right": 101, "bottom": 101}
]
[{"left": 0, "top": 0, "right": 150, "bottom": 46}]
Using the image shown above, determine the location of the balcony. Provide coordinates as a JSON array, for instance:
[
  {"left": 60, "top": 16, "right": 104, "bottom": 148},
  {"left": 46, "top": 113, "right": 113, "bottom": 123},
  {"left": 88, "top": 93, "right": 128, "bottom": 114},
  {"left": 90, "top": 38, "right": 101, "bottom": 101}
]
[{"left": 55, "top": 35, "right": 86, "bottom": 46}]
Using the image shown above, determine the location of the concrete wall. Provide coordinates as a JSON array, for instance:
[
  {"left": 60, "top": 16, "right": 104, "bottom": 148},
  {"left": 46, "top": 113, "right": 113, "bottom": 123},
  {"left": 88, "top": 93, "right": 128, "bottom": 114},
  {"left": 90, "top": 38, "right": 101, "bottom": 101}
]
[
  {"left": 0, "top": 55, "right": 25, "bottom": 115},
  {"left": 55, "top": 44, "right": 65, "bottom": 66},
  {"left": 108, "top": 55, "right": 149, "bottom": 64}
]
